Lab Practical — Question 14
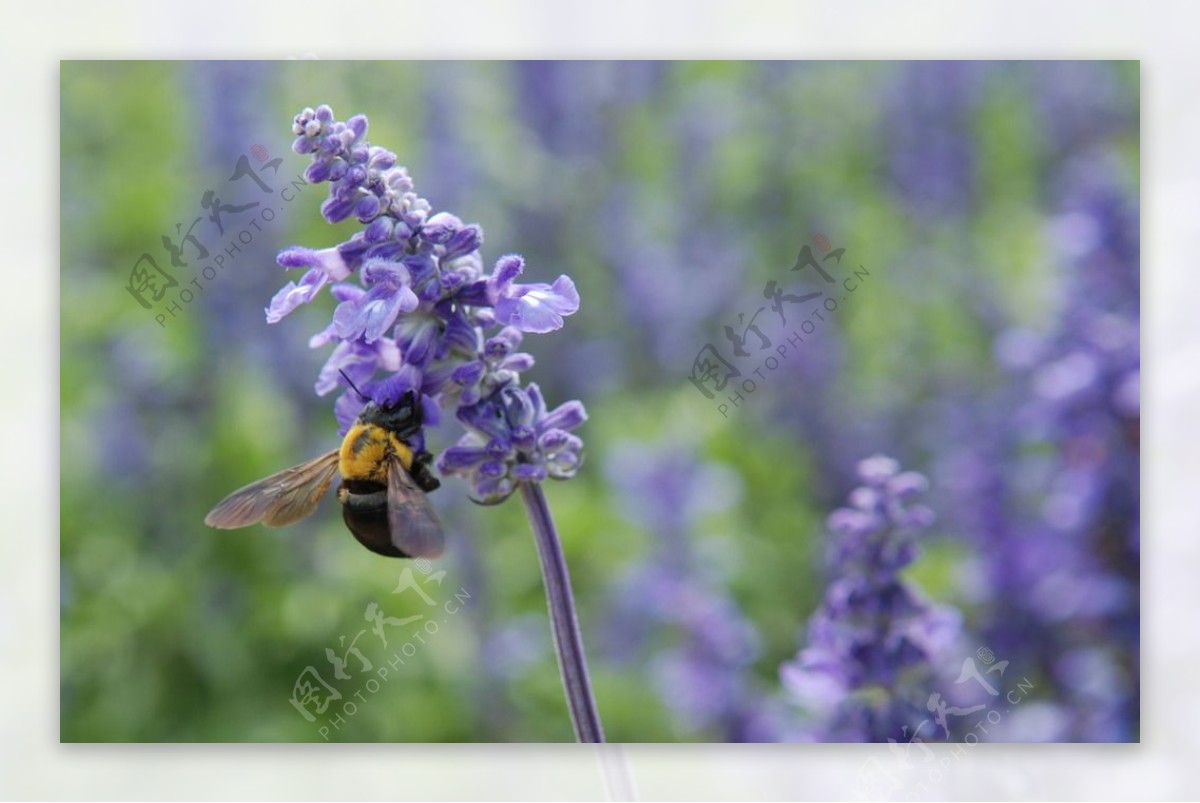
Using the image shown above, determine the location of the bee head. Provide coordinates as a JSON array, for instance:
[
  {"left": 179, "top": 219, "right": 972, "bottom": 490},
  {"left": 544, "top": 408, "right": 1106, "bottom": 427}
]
[{"left": 341, "top": 370, "right": 423, "bottom": 435}]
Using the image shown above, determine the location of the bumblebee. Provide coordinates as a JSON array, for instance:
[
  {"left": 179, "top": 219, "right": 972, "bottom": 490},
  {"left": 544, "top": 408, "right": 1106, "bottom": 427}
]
[{"left": 205, "top": 389, "right": 444, "bottom": 558}]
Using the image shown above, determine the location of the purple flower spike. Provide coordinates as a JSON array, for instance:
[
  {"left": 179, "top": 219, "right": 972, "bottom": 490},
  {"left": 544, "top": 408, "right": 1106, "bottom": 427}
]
[
  {"left": 265, "top": 103, "right": 601, "bottom": 744},
  {"left": 781, "top": 455, "right": 962, "bottom": 742},
  {"left": 272, "top": 105, "right": 587, "bottom": 488}
]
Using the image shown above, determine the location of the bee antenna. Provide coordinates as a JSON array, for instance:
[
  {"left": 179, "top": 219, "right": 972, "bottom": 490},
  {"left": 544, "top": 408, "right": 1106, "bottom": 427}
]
[{"left": 339, "top": 370, "right": 370, "bottom": 402}]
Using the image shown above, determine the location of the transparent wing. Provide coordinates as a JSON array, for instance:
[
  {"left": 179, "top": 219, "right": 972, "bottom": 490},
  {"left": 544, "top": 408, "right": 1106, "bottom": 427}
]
[
  {"left": 205, "top": 450, "right": 341, "bottom": 529},
  {"left": 386, "top": 455, "right": 445, "bottom": 558}
]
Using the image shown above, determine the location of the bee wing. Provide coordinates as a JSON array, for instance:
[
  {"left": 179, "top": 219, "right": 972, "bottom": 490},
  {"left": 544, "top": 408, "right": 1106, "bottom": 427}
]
[
  {"left": 205, "top": 450, "right": 341, "bottom": 529},
  {"left": 386, "top": 455, "right": 445, "bottom": 558}
]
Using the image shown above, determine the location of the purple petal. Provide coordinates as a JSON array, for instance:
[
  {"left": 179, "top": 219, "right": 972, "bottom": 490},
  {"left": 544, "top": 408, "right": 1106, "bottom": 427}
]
[
  {"left": 443, "top": 224, "right": 483, "bottom": 261},
  {"left": 484, "top": 331, "right": 517, "bottom": 359},
  {"left": 371, "top": 364, "right": 423, "bottom": 406},
  {"left": 537, "top": 429, "right": 571, "bottom": 453},
  {"left": 437, "top": 445, "right": 490, "bottom": 473},
  {"left": 397, "top": 317, "right": 439, "bottom": 367},
  {"left": 888, "top": 471, "right": 929, "bottom": 500},
  {"left": 857, "top": 455, "right": 900, "bottom": 485},
  {"left": 500, "top": 353, "right": 534, "bottom": 374},
  {"left": 471, "top": 476, "right": 516, "bottom": 505},
  {"left": 524, "top": 383, "right": 548, "bottom": 420},
  {"left": 265, "top": 268, "right": 328, "bottom": 323},
  {"left": 512, "top": 463, "right": 548, "bottom": 482},
  {"left": 337, "top": 235, "right": 370, "bottom": 268},
  {"left": 548, "top": 275, "right": 580, "bottom": 312},
  {"left": 478, "top": 461, "right": 508, "bottom": 480},
  {"left": 359, "top": 285, "right": 419, "bottom": 342},
  {"left": 455, "top": 279, "right": 491, "bottom": 306},
  {"left": 827, "top": 508, "right": 877, "bottom": 538},
  {"left": 540, "top": 400, "right": 587, "bottom": 433},
  {"left": 368, "top": 147, "right": 395, "bottom": 170},
  {"left": 418, "top": 360, "right": 456, "bottom": 399},
  {"left": 503, "top": 386, "right": 536, "bottom": 428},
  {"left": 335, "top": 389, "right": 368, "bottom": 435},
  {"left": 457, "top": 398, "right": 514, "bottom": 441},
  {"left": 544, "top": 449, "right": 581, "bottom": 477},
  {"left": 355, "top": 195, "right": 381, "bottom": 222},
  {"left": 321, "top": 196, "right": 355, "bottom": 223},
  {"left": 421, "top": 212, "right": 463, "bottom": 244},
  {"left": 420, "top": 393, "right": 441, "bottom": 428},
  {"left": 277, "top": 246, "right": 352, "bottom": 281},
  {"left": 308, "top": 322, "right": 339, "bottom": 349},
  {"left": 491, "top": 254, "right": 524, "bottom": 291},
  {"left": 452, "top": 360, "right": 487, "bottom": 387},
  {"left": 330, "top": 283, "right": 366, "bottom": 304},
  {"left": 315, "top": 342, "right": 356, "bottom": 396},
  {"left": 510, "top": 424, "right": 537, "bottom": 450},
  {"left": 346, "top": 114, "right": 368, "bottom": 141},
  {"left": 365, "top": 217, "right": 395, "bottom": 243},
  {"left": 494, "top": 275, "right": 580, "bottom": 334},
  {"left": 441, "top": 311, "right": 479, "bottom": 357},
  {"left": 305, "top": 159, "right": 333, "bottom": 184},
  {"left": 361, "top": 257, "right": 411, "bottom": 287},
  {"left": 332, "top": 299, "right": 361, "bottom": 339}
]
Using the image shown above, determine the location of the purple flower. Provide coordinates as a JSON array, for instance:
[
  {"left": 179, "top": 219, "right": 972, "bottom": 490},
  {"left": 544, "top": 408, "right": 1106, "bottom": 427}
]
[
  {"left": 489, "top": 255, "right": 580, "bottom": 334},
  {"left": 437, "top": 383, "right": 586, "bottom": 504},
  {"left": 267, "top": 106, "right": 587, "bottom": 494},
  {"left": 962, "top": 154, "right": 1141, "bottom": 742},
  {"left": 600, "top": 443, "right": 783, "bottom": 741},
  {"left": 448, "top": 326, "right": 535, "bottom": 407},
  {"left": 266, "top": 247, "right": 352, "bottom": 323},
  {"left": 314, "top": 336, "right": 401, "bottom": 399},
  {"left": 332, "top": 259, "right": 419, "bottom": 343},
  {"left": 882, "top": 62, "right": 982, "bottom": 219},
  {"left": 604, "top": 441, "right": 741, "bottom": 544},
  {"left": 780, "top": 455, "right": 962, "bottom": 741}
]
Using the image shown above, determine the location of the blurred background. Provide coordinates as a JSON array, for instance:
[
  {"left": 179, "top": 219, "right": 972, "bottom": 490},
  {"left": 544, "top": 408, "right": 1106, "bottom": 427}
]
[{"left": 60, "top": 60, "right": 1139, "bottom": 743}]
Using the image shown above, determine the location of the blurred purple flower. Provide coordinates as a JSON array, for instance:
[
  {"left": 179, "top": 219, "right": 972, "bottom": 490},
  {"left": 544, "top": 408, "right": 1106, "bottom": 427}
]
[
  {"left": 780, "top": 455, "right": 963, "bottom": 741},
  {"left": 934, "top": 151, "right": 1140, "bottom": 742},
  {"left": 601, "top": 442, "right": 783, "bottom": 741},
  {"left": 882, "top": 61, "right": 982, "bottom": 219},
  {"left": 987, "top": 155, "right": 1140, "bottom": 741}
]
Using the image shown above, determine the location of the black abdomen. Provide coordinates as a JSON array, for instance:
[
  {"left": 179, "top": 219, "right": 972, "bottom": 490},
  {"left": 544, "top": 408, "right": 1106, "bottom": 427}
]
[{"left": 338, "top": 481, "right": 411, "bottom": 558}]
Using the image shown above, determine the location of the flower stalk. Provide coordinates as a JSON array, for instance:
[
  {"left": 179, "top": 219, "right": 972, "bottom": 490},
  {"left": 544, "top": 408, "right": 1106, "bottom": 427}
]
[{"left": 519, "top": 481, "right": 605, "bottom": 743}]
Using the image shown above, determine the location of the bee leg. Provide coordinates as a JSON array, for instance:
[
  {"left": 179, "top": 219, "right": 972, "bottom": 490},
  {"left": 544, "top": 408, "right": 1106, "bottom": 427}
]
[{"left": 411, "top": 450, "right": 441, "bottom": 493}]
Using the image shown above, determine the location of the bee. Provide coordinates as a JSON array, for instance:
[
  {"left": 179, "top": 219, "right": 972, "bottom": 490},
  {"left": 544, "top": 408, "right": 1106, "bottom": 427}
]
[{"left": 204, "top": 385, "right": 444, "bottom": 559}]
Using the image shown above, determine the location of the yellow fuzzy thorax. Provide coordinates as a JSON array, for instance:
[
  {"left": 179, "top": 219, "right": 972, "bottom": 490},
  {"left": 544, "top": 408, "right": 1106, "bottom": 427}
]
[{"left": 339, "top": 423, "right": 415, "bottom": 483}]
